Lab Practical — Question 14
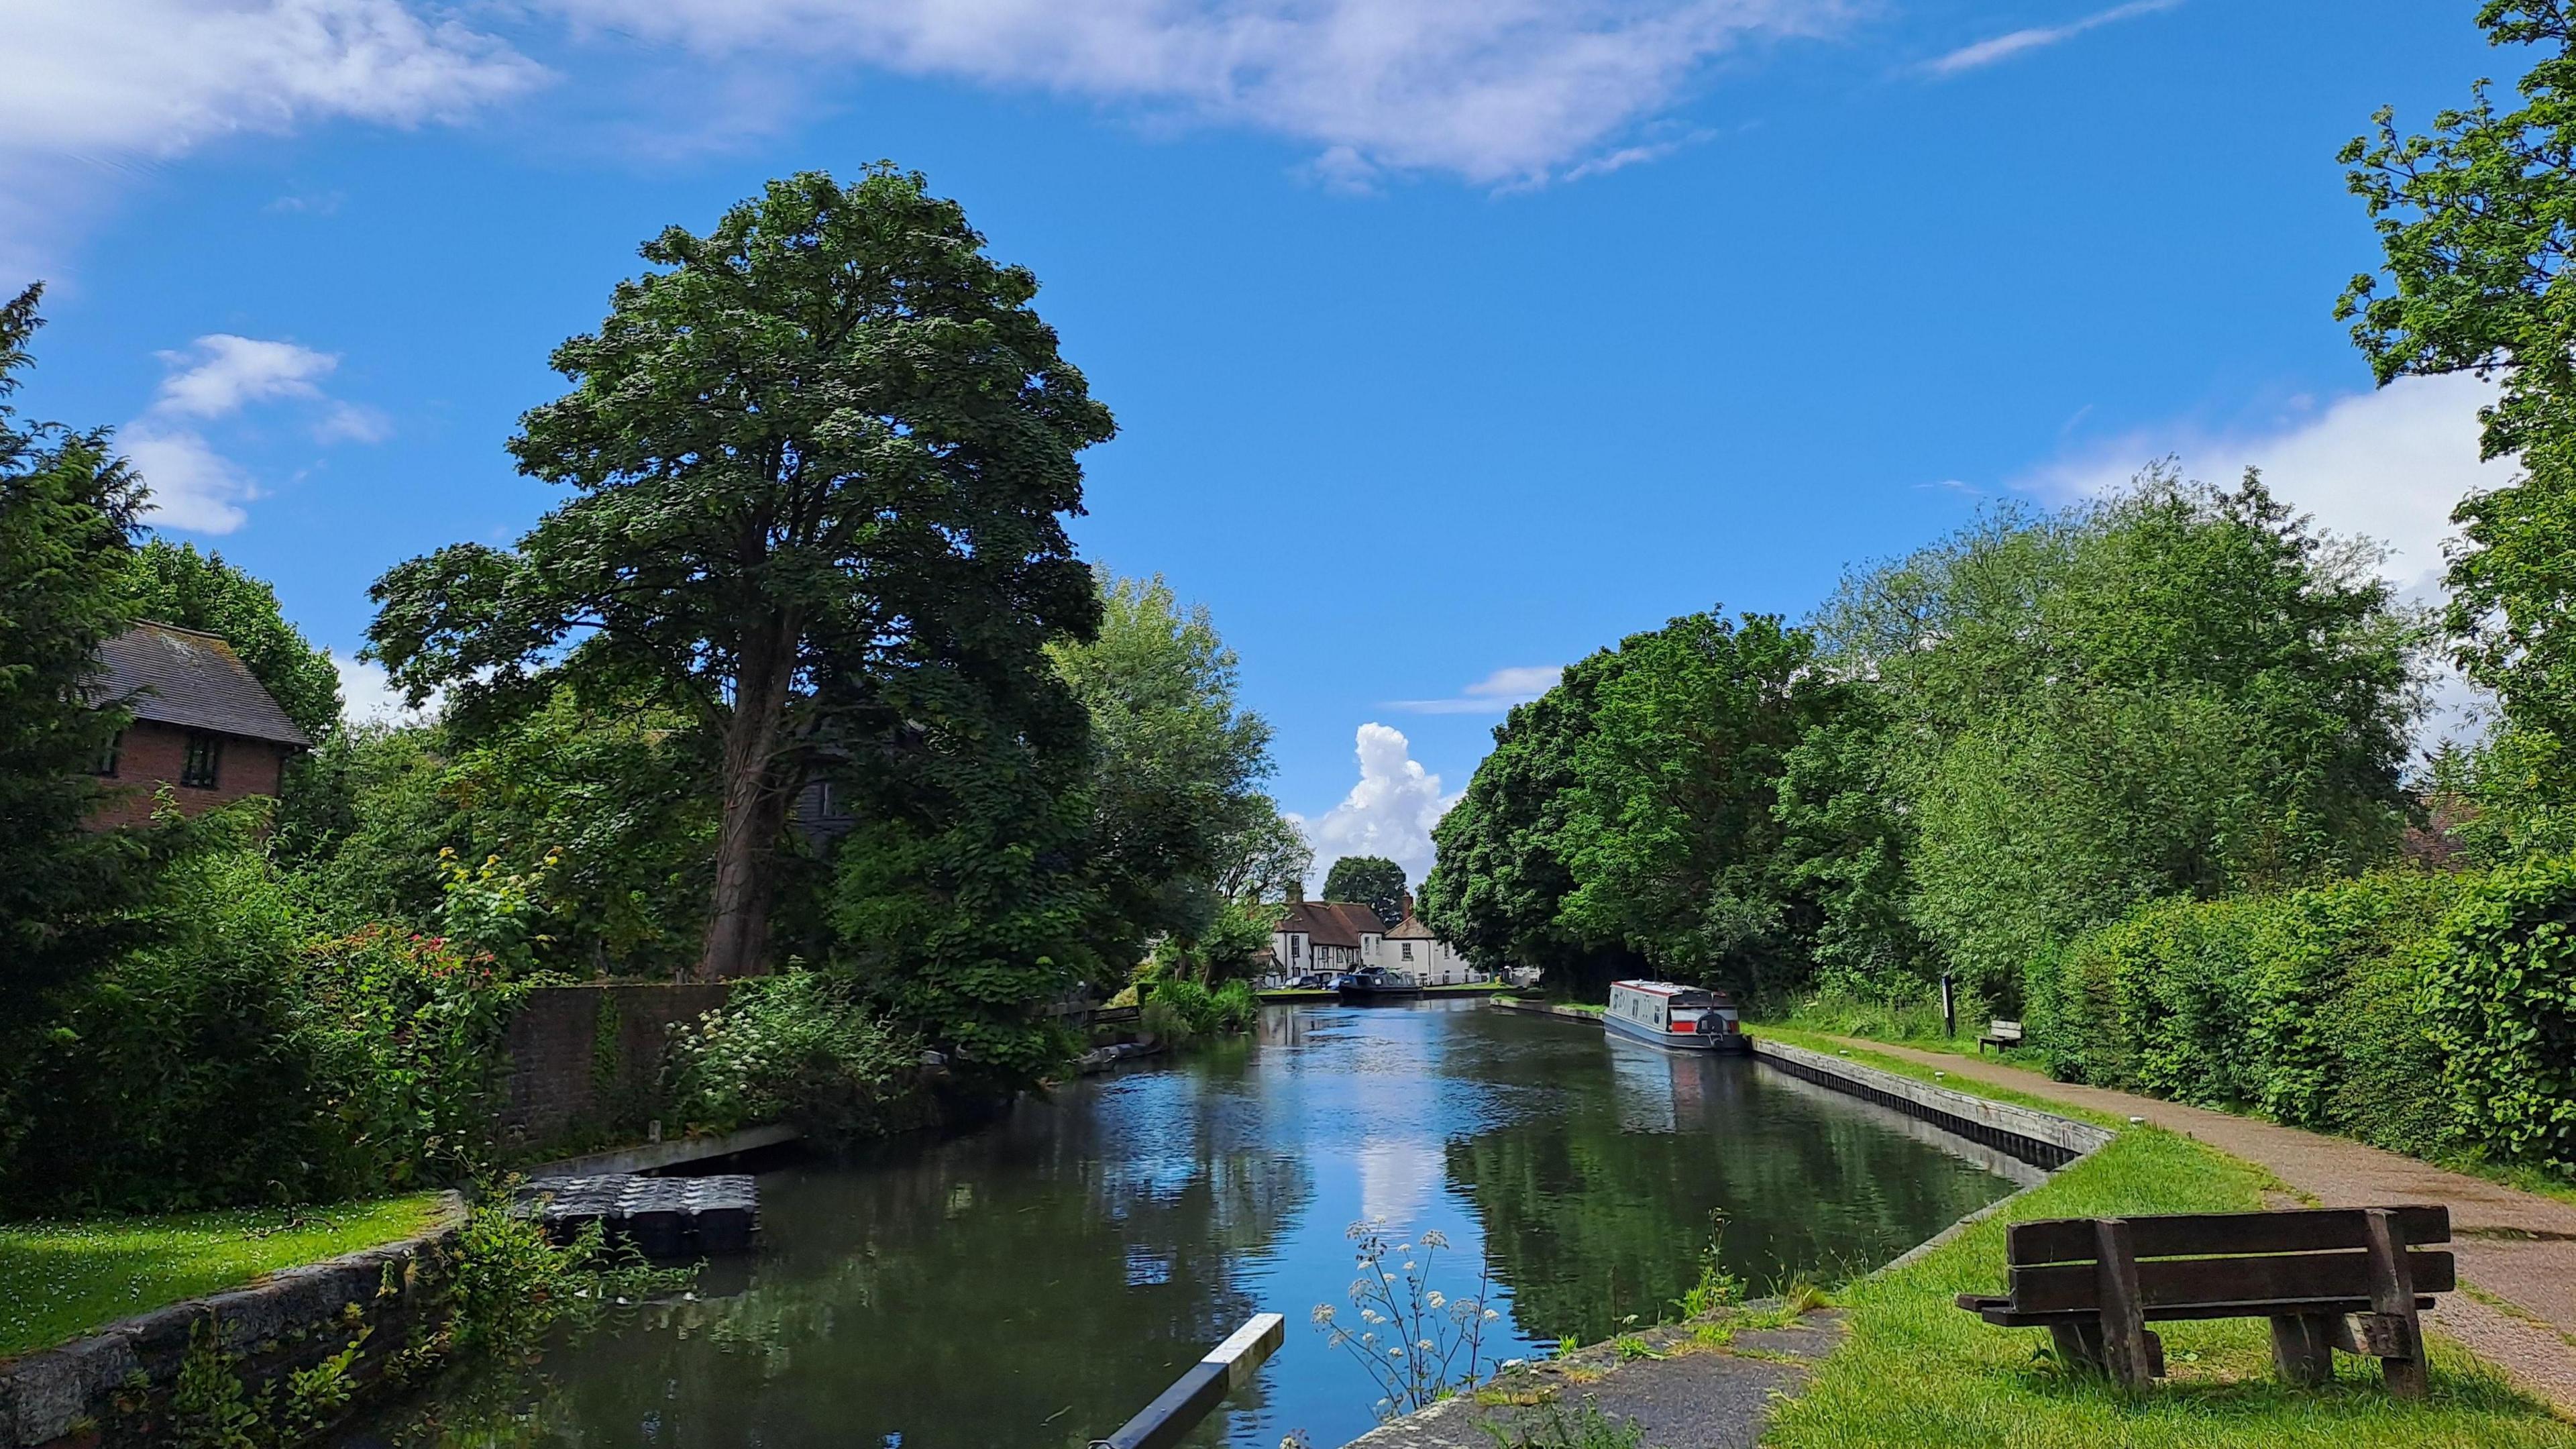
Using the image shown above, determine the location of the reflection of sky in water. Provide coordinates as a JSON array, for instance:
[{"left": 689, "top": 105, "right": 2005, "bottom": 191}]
[{"left": 364, "top": 1001, "right": 2021, "bottom": 1449}]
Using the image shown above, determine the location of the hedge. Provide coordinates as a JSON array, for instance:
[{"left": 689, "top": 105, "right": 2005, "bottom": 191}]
[{"left": 2023, "top": 864, "right": 2576, "bottom": 1174}]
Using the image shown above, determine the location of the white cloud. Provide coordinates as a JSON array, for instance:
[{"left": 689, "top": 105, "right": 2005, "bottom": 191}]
[
  {"left": 153, "top": 335, "right": 337, "bottom": 417},
  {"left": 1925, "top": 0, "right": 2181, "bottom": 77},
  {"left": 2017, "top": 371, "right": 2510, "bottom": 747},
  {"left": 3, "top": 0, "right": 540, "bottom": 159},
  {"left": 119, "top": 424, "right": 256, "bottom": 533},
  {"left": 1386, "top": 663, "right": 1565, "bottom": 714},
  {"left": 533, "top": 0, "right": 1858, "bottom": 186},
  {"left": 1, "top": 0, "right": 541, "bottom": 273},
  {"left": 2021, "top": 372, "right": 2503, "bottom": 595},
  {"left": 330, "top": 649, "right": 437, "bottom": 726},
  {"left": 1293, "top": 722, "right": 1460, "bottom": 888},
  {"left": 123, "top": 333, "right": 386, "bottom": 533}
]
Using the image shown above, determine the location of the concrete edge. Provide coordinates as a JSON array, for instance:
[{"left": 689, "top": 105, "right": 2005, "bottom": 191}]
[
  {"left": 1746, "top": 1038, "right": 2114, "bottom": 1163},
  {"left": 0, "top": 1191, "right": 469, "bottom": 1448},
  {"left": 526, "top": 1122, "right": 803, "bottom": 1179}
]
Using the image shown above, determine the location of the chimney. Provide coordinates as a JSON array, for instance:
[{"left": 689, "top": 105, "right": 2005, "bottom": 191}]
[
  {"left": 1288, "top": 878, "right": 1305, "bottom": 904},
  {"left": 1400, "top": 890, "right": 1415, "bottom": 918}
]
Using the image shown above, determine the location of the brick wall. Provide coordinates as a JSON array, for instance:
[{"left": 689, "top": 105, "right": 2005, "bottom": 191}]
[
  {"left": 88, "top": 718, "right": 292, "bottom": 828},
  {"left": 496, "top": 983, "right": 734, "bottom": 1148}
]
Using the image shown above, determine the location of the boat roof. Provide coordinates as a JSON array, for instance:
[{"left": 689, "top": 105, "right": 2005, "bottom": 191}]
[{"left": 1611, "top": 979, "right": 1731, "bottom": 1000}]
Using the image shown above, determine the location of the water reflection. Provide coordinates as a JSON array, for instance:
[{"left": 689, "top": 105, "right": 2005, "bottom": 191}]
[{"left": 363, "top": 1002, "right": 2018, "bottom": 1449}]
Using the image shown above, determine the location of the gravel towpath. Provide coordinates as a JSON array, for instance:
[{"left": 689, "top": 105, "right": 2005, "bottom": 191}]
[{"left": 1812, "top": 1033, "right": 2576, "bottom": 1413}]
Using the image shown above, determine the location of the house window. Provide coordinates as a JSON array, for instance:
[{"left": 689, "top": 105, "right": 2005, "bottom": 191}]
[
  {"left": 1401, "top": 943, "right": 1414, "bottom": 961},
  {"left": 180, "top": 732, "right": 223, "bottom": 789},
  {"left": 92, "top": 731, "right": 122, "bottom": 777},
  {"left": 1289, "top": 937, "right": 1301, "bottom": 959}
]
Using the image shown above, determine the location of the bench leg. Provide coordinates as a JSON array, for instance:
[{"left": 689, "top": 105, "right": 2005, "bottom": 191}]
[
  {"left": 2050, "top": 1322, "right": 2106, "bottom": 1373},
  {"left": 2361, "top": 1208, "right": 2428, "bottom": 1399},
  {"left": 2092, "top": 1219, "right": 2156, "bottom": 1388},
  {"left": 2270, "top": 1314, "right": 2337, "bottom": 1387}
]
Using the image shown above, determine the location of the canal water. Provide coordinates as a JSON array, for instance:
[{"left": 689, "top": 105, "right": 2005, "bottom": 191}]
[{"left": 365, "top": 1002, "right": 2024, "bottom": 1448}]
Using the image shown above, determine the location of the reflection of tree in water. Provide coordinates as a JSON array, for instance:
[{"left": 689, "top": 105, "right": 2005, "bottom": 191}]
[
  {"left": 386, "top": 1051, "right": 1310, "bottom": 1449},
  {"left": 1445, "top": 1051, "right": 2013, "bottom": 1345}
]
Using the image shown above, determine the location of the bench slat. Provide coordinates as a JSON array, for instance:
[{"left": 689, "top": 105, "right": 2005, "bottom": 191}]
[
  {"left": 2006, "top": 1247, "right": 2453, "bottom": 1316},
  {"left": 1961, "top": 1293, "right": 2440, "bottom": 1327},
  {"left": 2008, "top": 1206, "right": 2449, "bottom": 1265}
]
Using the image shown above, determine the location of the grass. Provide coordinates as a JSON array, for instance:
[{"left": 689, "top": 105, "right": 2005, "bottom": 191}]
[
  {"left": 1750, "top": 1023, "right": 2131, "bottom": 1130},
  {"left": 0, "top": 1194, "right": 449, "bottom": 1360},
  {"left": 1762, "top": 1128, "right": 2576, "bottom": 1448}
]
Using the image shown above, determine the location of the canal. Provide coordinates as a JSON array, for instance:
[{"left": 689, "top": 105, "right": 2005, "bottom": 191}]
[{"left": 363, "top": 1001, "right": 2025, "bottom": 1448}]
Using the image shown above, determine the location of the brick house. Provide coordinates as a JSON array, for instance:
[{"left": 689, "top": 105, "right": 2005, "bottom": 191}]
[{"left": 87, "top": 621, "right": 313, "bottom": 828}]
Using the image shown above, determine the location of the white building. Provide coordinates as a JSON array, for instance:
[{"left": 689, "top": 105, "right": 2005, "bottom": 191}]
[{"left": 1271, "top": 885, "right": 1479, "bottom": 985}]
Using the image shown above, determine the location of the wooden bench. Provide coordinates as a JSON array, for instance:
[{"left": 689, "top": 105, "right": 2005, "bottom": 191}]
[
  {"left": 1977, "top": 1018, "right": 2023, "bottom": 1053},
  {"left": 1954, "top": 1205, "right": 2451, "bottom": 1394}
]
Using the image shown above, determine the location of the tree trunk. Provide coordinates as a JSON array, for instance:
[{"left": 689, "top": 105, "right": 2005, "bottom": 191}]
[{"left": 698, "top": 626, "right": 798, "bottom": 981}]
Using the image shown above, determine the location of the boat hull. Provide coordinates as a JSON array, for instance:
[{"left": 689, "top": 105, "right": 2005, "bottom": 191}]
[
  {"left": 1338, "top": 986, "right": 1423, "bottom": 1004},
  {"left": 1604, "top": 1009, "right": 1747, "bottom": 1053}
]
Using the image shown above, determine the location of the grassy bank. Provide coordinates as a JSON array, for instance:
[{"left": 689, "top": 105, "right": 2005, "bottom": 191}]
[
  {"left": 1764, "top": 1127, "right": 2573, "bottom": 1448},
  {"left": 0, "top": 1194, "right": 449, "bottom": 1359}
]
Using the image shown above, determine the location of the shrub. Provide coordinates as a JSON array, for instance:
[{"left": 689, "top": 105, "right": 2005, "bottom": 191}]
[
  {"left": 2422, "top": 855, "right": 2576, "bottom": 1175},
  {"left": 2028, "top": 870, "right": 2486, "bottom": 1167},
  {"left": 1141, "top": 977, "right": 1259, "bottom": 1040},
  {"left": 667, "top": 971, "right": 920, "bottom": 1143}
]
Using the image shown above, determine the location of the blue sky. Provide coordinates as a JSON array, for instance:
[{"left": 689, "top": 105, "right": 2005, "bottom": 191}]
[{"left": 3, "top": 0, "right": 2512, "bottom": 885}]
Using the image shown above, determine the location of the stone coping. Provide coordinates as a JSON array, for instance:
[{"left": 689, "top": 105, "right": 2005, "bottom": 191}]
[
  {"left": 1746, "top": 1038, "right": 2114, "bottom": 1164},
  {"left": 0, "top": 1191, "right": 468, "bottom": 1448}
]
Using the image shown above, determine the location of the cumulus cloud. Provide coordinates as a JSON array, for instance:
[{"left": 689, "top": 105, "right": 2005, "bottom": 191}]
[
  {"left": 1293, "top": 722, "right": 1460, "bottom": 888},
  {"left": 1924, "top": 0, "right": 2181, "bottom": 77},
  {"left": 125, "top": 333, "right": 386, "bottom": 535},
  {"left": 1386, "top": 663, "right": 1565, "bottom": 714},
  {"left": 533, "top": 0, "right": 1858, "bottom": 186},
  {"left": 119, "top": 424, "right": 258, "bottom": 533},
  {"left": 2018, "top": 371, "right": 2510, "bottom": 747}
]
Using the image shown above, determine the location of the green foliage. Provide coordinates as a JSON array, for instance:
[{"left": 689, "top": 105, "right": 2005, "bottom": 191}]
[
  {"left": 169, "top": 1319, "right": 262, "bottom": 1449},
  {"left": 2028, "top": 871, "right": 2495, "bottom": 1167},
  {"left": 1478, "top": 1400, "right": 1646, "bottom": 1449},
  {"left": 1322, "top": 855, "right": 1409, "bottom": 926},
  {"left": 1140, "top": 977, "right": 1259, "bottom": 1041},
  {"left": 667, "top": 970, "right": 920, "bottom": 1141},
  {"left": 1051, "top": 570, "right": 1289, "bottom": 970},
  {"left": 1423, "top": 653, "right": 1644, "bottom": 998},
  {"left": 368, "top": 167, "right": 1112, "bottom": 981},
  {"left": 1560, "top": 611, "right": 1831, "bottom": 997},
  {"left": 0, "top": 282, "right": 161, "bottom": 1032},
  {"left": 2341, "top": 5, "right": 2576, "bottom": 762},
  {"left": 1819, "top": 472, "right": 2419, "bottom": 1007},
  {"left": 2422, "top": 853, "right": 2576, "bottom": 1175}
]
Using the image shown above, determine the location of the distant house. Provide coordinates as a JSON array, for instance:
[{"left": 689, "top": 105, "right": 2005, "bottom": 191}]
[
  {"left": 86, "top": 621, "right": 312, "bottom": 828},
  {"left": 1271, "top": 885, "right": 1479, "bottom": 985}
]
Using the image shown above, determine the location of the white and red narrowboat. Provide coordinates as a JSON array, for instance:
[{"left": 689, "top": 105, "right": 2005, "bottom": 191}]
[{"left": 1604, "top": 979, "right": 1748, "bottom": 1053}]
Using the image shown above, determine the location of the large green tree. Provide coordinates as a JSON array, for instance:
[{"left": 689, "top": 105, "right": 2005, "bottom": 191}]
[
  {"left": 1049, "top": 571, "right": 1281, "bottom": 963},
  {"left": 1816, "top": 472, "right": 2420, "bottom": 1004},
  {"left": 2341, "top": 2, "right": 2576, "bottom": 756},
  {"left": 1421, "top": 652, "right": 1645, "bottom": 996},
  {"left": 1321, "top": 855, "right": 1408, "bottom": 924},
  {"left": 0, "top": 285, "right": 159, "bottom": 1028},
  {"left": 369, "top": 168, "right": 1114, "bottom": 980},
  {"left": 1559, "top": 611, "right": 1833, "bottom": 996}
]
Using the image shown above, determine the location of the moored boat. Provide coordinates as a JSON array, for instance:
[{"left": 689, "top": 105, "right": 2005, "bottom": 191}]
[
  {"left": 1336, "top": 966, "right": 1423, "bottom": 1002},
  {"left": 1605, "top": 979, "right": 1747, "bottom": 1052}
]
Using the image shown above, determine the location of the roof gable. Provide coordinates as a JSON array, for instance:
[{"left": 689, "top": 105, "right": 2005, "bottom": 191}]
[
  {"left": 93, "top": 623, "right": 313, "bottom": 747},
  {"left": 1275, "top": 900, "right": 1388, "bottom": 949}
]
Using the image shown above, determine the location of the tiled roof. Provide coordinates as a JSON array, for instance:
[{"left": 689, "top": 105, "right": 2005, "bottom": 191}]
[
  {"left": 1275, "top": 900, "right": 1387, "bottom": 949},
  {"left": 1387, "top": 912, "right": 1436, "bottom": 940},
  {"left": 93, "top": 622, "right": 312, "bottom": 747}
]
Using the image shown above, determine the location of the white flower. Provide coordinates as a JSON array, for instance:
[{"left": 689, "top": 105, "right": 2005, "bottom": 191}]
[
  {"left": 1389, "top": 1347, "right": 1405, "bottom": 1359},
  {"left": 1426, "top": 1290, "right": 1445, "bottom": 1309},
  {"left": 1418, "top": 1339, "right": 1436, "bottom": 1352},
  {"left": 1311, "top": 1305, "right": 1336, "bottom": 1326},
  {"left": 1384, "top": 1273, "right": 1398, "bottom": 1283},
  {"left": 1484, "top": 1309, "right": 1502, "bottom": 1322},
  {"left": 1421, "top": 1230, "right": 1450, "bottom": 1248}
]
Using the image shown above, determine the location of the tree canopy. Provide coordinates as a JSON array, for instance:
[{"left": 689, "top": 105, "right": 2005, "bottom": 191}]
[
  {"left": 1321, "top": 855, "right": 1408, "bottom": 926},
  {"left": 368, "top": 168, "right": 1114, "bottom": 981}
]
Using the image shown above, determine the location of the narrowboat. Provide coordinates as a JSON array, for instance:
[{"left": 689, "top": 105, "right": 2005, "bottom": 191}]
[
  {"left": 1604, "top": 979, "right": 1747, "bottom": 1052},
  {"left": 1337, "top": 966, "right": 1423, "bottom": 1003}
]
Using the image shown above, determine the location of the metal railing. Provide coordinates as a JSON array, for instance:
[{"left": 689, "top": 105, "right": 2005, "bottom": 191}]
[{"left": 1090, "top": 1313, "right": 1285, "bottom": 1449}]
